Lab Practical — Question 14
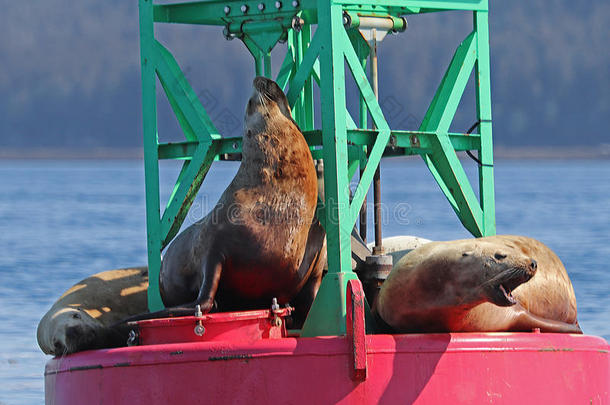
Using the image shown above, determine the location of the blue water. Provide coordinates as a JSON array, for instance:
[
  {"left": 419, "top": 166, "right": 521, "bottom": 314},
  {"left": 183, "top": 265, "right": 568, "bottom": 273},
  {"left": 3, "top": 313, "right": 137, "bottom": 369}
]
[{"left": 0, "top": 159, "right": 609, "bottom": 404}]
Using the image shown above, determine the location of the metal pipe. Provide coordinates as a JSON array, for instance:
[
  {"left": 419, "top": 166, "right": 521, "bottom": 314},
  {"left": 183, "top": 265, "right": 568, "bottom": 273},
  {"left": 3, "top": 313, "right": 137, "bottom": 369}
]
[
  {"left": 224, "top": 16, "right": 303, "bottom": 37},
  {"left": 370, "top": 29, "right": 384, "bottom": 254},
  {"left": 343, "top": 12, "right": 407, "bottom": 33},
  {"left": 359, "top": 54, "right": 368, "bottom": 243},
  {"left": 359, "top": 165, "right": 367, "bottom": 243}
]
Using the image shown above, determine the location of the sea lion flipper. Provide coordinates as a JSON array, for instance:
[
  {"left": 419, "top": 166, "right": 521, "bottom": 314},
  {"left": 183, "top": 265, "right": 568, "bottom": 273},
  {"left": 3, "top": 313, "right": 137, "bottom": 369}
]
[
  {"left": 513, "top": 307, "right": 583, "bottom": 334},
  {"left": 194, "top": 256, "right": 224, "bottom": 313}
]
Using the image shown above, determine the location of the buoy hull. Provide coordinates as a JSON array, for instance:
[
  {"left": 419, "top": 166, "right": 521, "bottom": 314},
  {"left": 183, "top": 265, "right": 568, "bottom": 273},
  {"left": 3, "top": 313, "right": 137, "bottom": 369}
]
[{"left": 45, "top": 332, "right": 609, "bottom": 404}]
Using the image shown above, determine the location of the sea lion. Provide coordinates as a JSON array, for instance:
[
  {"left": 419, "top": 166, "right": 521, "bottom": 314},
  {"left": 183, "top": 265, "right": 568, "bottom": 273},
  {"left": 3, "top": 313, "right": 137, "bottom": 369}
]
[
  {"left": 373, "top": 235, "right": 582, "bottom": 334},
  {"left": 37, "top": 267, "right": 148, "bottom": 356},
  {"left": 144, "top": 77, "right": 323, "bottom": 325}
]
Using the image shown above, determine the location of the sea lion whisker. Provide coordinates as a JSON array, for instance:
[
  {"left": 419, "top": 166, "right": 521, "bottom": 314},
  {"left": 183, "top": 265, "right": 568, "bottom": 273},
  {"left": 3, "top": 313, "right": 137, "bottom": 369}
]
[{"left": 479, "top": 266, "right": 522, "bottom": 288}]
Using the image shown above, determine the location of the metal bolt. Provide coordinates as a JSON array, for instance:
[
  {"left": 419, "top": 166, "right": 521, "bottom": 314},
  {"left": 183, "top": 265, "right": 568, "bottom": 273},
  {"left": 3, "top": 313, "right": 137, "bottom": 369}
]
[
  {"left": 232, "top": 141, "right": 239, "bottom": 149},
  {"left": 224, "top": 5, "right": 231, "bottom": 14},
  {"left": 292, "top": 0, "right": 299, "bottom": 7},
  {"left": 127, "top": 330, "right": 138, "bottom": 346},
  {"left": 271, "top": 297, "right": 280, "bottom": 312},
  {"left": 274, "top": 1, "right": 282, "bottom": 8},
  {"left": 240, "top": 4, "right": 249, "bottom": 13},
  {"left": 343, "top": 12, "right": 351, "bottom": 28},
  {"left": 258, "top": 3, "right": 265, "bottom": 10},
  {"left": 194, "top": 324, "right": 205, "bottom": 336},
  {"left": 195, "top": 304, "right": 203, "bottom": 317}
]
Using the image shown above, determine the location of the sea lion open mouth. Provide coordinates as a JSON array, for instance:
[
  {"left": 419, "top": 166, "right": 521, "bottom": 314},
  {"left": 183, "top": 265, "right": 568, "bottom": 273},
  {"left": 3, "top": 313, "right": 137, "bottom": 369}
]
[
  {"left": 487, "top": 268, "right": 533, "bottom": 307},
  {"left": 498, "top": 284, "right": 517, "bottom": 305}
]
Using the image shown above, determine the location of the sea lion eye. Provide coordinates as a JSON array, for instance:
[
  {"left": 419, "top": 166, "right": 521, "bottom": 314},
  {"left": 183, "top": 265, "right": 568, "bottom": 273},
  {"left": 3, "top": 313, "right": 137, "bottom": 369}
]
[
  {"left": 494, "top": 253, "right": 507, "bottom": 260},
  {"left": 462, "top": 251, "right": 473, "bottom": 257},
  {"left": 72, "top": 313, "right": 81, "bottom": 319}
]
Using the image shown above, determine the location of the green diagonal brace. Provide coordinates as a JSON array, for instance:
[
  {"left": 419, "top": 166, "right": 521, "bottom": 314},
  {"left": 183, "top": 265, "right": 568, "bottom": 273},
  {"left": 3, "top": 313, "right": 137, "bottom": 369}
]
[
  {"left": 160, "top": 142, "right": 219, "bottom": 249},
  {"left": 276, "top": 46, "right": 295, "bottom": 91},
  {"left": 419, "top": 31, "right": 476, "bottom": 134},
  {"left": 418, "top": 30, "right": 484, "bottom": 236},
  {"left": 154, "top": 41, "right": 221, "bottom": 141},
  {"left": 426, "top": 133, "right": 483, "bottom": 236},
  {"left": 286, "top": 28, "right": 323, "bottom": 107},
  {"left": 342, "top": 27, "right": 392, "bottom": 228}
]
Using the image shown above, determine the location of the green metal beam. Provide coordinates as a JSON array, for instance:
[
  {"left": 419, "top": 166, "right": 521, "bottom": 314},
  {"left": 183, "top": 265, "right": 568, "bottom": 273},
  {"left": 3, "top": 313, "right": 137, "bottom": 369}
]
[
  {"left": 160, "top": 142, "right": 218, "bottom": 249},
  {"left": 286, "top": 28, "right": 322, "bottom": 108},
  {"left": 342, "top": 27, "right": 392, "bottom": 229},
  {"left": 301, "top": 0, "right": 358, "bottom": 338},
  {"left": 339, "top": 0, "right": 487, "bottom": 11},
  {"left": 156, "top": 131, "right": 480, "bottom": 160},
  {"left": 418, "top": 29, "right": 484, "bottom": 236},
  {"left": 419, "top": 30, "right": 476, "bottom": 134},
  {"left": 276, "top": 47, "right": 295, "bottom": 91},
  {"left": 474, "top": 10, "right": 495, "bottom": 236},
  {"left": 140, "top": 0, "right": 164, "bottom": 311},
  {"left": 154, "top": 41, "right": 221, "bottom": 141}
]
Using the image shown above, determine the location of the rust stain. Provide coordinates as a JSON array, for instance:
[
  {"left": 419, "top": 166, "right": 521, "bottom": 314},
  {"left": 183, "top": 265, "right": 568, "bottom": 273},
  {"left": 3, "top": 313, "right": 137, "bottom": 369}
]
[{"left": 208, "top": 354, "right": 253, "bottom": 362}]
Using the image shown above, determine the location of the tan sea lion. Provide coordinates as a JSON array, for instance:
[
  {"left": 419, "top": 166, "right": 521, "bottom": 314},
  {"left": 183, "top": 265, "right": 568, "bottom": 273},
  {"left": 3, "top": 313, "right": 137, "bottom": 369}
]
[
  {"left": 138, "top": 77, "right": 324, "bottom": 326},
  {"left": 37, "top": 267, "right": 148, "bottom": 356},
  {"left": 373, "top": 235, "right": 582, "bottom": 334}
]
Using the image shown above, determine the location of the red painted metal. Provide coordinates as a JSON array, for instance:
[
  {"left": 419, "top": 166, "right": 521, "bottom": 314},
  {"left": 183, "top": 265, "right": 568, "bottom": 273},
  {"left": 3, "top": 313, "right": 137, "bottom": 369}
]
[
  {"left": 346, "top": 279, "right": 367, "bottom": 381},
  {"left": 45, "top": 278, "right": 610, "bottom": 404},
  {"left": 134, "top": 307, "right": 291, "bottom": 345},
  {"left": 46, "top": 331, "right": 610, "bottom": 404}
]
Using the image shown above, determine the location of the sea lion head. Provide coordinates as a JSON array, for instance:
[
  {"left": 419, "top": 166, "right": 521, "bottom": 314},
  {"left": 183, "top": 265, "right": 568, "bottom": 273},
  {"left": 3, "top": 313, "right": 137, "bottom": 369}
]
[
  {"left": 437, "top": 239, "right": 539, "bottom": 307},
  {"left": 245, "top": 77, "right": 295, "bottom": 130},
  {"left": 37, "top": 307, "right": 104, "bottom": 356}
]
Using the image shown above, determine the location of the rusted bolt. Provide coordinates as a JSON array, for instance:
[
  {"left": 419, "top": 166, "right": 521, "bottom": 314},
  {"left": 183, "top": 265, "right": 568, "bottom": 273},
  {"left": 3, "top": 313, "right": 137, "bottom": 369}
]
[{"left": 291, "top": 16, "right": 304, "bottom": 31}]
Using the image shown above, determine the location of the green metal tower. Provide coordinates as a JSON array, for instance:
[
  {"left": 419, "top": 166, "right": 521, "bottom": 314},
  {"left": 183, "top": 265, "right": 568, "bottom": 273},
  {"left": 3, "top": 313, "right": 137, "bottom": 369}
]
[{"left": 138, "top": 0, "right": 496, "bottom": 336}]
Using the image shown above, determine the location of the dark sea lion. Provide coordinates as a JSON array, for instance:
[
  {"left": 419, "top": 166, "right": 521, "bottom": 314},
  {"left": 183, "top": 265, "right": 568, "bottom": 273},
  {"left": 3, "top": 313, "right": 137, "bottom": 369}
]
[
  {"left": 37, "top": 267, "right": 148, "bottom": 356},
  {"left": 144, "top": 77, "right": 323, "bottom": 325},
  {"left": 373, "top": 235, "right": 582, "bottom": 334}
]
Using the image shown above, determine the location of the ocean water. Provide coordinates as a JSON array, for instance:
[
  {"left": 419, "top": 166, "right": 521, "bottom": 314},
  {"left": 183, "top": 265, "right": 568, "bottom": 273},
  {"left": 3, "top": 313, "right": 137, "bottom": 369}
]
[{"left": 0, "top": 158, "right": 608, "bottom": 404}]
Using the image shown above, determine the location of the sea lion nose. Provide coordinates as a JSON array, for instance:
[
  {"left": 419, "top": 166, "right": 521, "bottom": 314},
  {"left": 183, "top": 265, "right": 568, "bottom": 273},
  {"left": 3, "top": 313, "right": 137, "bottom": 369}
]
[{"left": 530, "top": 259, "right": 537, "bottom": 270}]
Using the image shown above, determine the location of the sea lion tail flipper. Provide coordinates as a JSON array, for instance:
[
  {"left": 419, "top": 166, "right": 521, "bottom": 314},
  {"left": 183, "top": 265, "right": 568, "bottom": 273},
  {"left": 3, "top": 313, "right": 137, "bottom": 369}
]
[{"left": 516, "top": 311, "right": 583, "bottom": 334}]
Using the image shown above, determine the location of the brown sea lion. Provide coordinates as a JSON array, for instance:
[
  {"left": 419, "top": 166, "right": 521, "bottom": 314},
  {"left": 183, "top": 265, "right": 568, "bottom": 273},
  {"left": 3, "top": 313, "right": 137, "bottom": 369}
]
[
  {"left": 141, "top": 77, "right": 324, "bottom": 326},
  {"left": 37, "top": 267, "right": 148, "bottom": 356},
  {"left": 373, "top": 235, "right": 582, "bottom": 334}
]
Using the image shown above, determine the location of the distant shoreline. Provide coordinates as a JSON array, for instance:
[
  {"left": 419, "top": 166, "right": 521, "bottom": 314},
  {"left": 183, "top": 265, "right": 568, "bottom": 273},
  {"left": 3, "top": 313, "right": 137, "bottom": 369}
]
[{"left": 1, "top": 146, "right": 609, "bottom": 160}]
